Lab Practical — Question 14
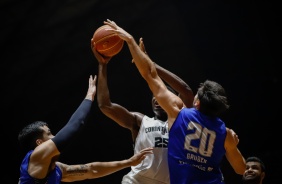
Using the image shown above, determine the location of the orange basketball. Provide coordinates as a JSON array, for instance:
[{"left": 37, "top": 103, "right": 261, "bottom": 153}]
[{"left": 93, "top": 25, "right": 124, "bottom": 57}]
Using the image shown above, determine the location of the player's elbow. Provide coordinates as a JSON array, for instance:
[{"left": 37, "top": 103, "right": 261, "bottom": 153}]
[
  {"left": 141, "top": 68, "right": 158, "bottom": 82},
  {"left": 98, "top": 103, "right": 113, "bottom": 114}
]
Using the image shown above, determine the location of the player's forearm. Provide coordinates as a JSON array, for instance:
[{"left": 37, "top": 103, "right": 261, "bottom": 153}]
[
  {"left": 60, "top": 159, "right": 130, "bottom": 182},
  {"left": 156, "top": 64, "right": 183, "bottom": 85},
  {"left": 97, "top": 63, "right": 111, "bottom": 107},
  {"left": 126, "top": 37, "right": 157, "bottom": 79},
  {"left": 226, "top": 148, "right": 246, "bottom": 175},
  {"left": 87, "top": 160, "right": 130, "bottom": 178},
  {"left": 52, "top": 99, "right": 92, "bottom": 152},
  {"left": 156, "top": 63, "right": 194, "bottom": 107}
]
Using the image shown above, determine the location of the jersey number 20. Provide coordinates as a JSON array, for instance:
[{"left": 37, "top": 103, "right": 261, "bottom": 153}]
[{"left": 184, "top": 121, "right": 216, "bottom": 157}]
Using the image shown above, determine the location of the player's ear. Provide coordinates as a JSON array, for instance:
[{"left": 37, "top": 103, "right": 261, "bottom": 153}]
[
  {"left": 261, "top": 171, "right": 265, "bottom": 180},
  {"left": 36, "top": 139, "right": 43, "bottom": 146},
  {"left": 194, "top": 99, "right": 200, "bottom": 107}
]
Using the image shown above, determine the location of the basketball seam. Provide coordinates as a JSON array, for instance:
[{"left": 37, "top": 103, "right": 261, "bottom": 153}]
[
  {"left": 94, "top": 34, "right": 118, "bottom": 43},
  {"left": 97, "top": 39, "right": 124, "bottom": 52}
]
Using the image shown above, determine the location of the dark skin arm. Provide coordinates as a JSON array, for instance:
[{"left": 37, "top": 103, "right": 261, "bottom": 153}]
[
  {"left": 91, "top": 38, "right": 142, "bottom": 142},
  {"left": 137, "top": 38, "right": 194, "bottom": 108},
  {"left": 155, "top": 63, "right": 194, "bottom": 108}
]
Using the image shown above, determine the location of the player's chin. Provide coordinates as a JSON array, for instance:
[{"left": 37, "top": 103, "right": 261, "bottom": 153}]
[
  {"left": 243, "top": 174, "right": 256, "bottom": 180},
  {"left": 154, "top": 106, "right": 163, "bottom": 111},
  {"left": 154, "top": 108, "right": 166, "bottom": 115}
]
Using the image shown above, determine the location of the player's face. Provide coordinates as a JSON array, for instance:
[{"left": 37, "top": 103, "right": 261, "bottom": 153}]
[
  {"left": 40, "top": 125, "right": 55, "bottom": 142},
  {"left": 242, "top": 161, "right": 264, "bottom": 183},
  {"left": 152, "top": 96, "right": 166, "bottom": 117}
]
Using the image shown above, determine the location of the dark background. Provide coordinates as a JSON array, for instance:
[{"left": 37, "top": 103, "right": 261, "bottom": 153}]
[{"left": 2, "top": 0, "right": 280, "bottom": 183}]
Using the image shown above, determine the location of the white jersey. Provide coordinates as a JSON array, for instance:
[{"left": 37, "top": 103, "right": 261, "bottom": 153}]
[{"left": 122, "top": 115, "right": 169, "bottom": 184}]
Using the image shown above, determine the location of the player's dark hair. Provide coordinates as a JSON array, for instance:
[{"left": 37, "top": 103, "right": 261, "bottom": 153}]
[
  {"left": 246, "top": 156, "right": 266, "bottom": 172},
  {"left": 18, "top": 121, "right": 48, "bottom": 151},
  {"left": 197, "top": 80, "right": 229, "bottom": 117}
]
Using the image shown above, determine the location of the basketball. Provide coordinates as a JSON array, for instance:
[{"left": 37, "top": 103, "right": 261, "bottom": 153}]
[{"left": 93, "top": 25, "right": 124, "bottom": 57}]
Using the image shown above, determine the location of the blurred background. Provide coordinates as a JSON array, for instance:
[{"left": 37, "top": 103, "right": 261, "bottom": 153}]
[{"left": 2, "top": 0, "right": 280, "bottom": 183}]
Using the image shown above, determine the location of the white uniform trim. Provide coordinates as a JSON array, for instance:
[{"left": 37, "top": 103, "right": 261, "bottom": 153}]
[{"left": 122, "top": 115, "right": 169, "bottom": 184}]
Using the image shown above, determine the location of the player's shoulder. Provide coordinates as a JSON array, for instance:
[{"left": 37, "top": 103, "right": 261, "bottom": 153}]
[
  {"left": 132, "top": 112, "right": 145, "bottom": 120},
  {"left": 180, "top": 107, "right": 197, "bottom": 114}
]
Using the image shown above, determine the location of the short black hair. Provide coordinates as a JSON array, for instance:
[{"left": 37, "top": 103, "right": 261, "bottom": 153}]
[
  {"left": 18, "top": 121, "right": 48, "bottom": 151},
  {"left": 246, "top": 156, "right": 266, "bottom": 172},
  {"left": 197, "top": 80, "right": 229, "bottom": 117}
]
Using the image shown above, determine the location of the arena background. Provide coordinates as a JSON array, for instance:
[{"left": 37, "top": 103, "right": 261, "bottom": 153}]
[{"left": 2, "top": 0, "right": 280, "bottom": 183}]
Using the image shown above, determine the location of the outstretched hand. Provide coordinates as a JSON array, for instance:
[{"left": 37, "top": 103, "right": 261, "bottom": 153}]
[
  {"left": 104, "top": 19, "right": 148, "bottom": 64},
  {"left": 131, "top": 37, "right": 147, "bottom": 63},
  {"left": 128, "top": 147, "right": 153, "bottom": 166},
  {"left": 91, "top": 38, "right": 111, "bottom": 64},
  {"left": 103, "top": 19, "right": 133, "bottom": 42},
  {"left": 138, "top": 37, "right": 147, "bottom": 54},
  {"left": 85, "top": 75, "right": 97, "bottom": 101}
]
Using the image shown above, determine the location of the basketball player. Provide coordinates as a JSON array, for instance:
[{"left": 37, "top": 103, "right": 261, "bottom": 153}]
[
  {"left": 18, "top": 75, "right": 153, "bottom": 183},
  {"left": 242, "top": 157, "right": 265, "bottom": 184},
  {"left": 91, "top": 36, "right": 193, "bottom": 184},
  {"left": 102, "top": 19, "right": 246, "bottom": 184}
]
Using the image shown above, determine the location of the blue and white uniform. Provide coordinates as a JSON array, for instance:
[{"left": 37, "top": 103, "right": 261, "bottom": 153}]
[
  {"left": 19, "top": 150, "right": 62, "bottom": 184},
  {"left": 19, "top": 99, "right": 92, "bottom": 184},
  {"left": 168, "top": 108, "right": 227, "bottom": 184}
]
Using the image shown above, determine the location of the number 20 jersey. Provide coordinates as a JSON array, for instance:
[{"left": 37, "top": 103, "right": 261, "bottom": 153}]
[{"left": 168, "top": 108, "right": 227, "bottom": 184}]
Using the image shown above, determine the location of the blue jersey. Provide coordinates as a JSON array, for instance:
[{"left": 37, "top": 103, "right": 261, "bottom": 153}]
[
  {"left": 168, "top": 108, "right": 227, "bottom": 184},
  {"left": 19, "top": 150, "right": 62, "bottom": 184}
]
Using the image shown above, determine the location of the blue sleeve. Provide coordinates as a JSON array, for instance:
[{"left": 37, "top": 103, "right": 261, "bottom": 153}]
[{"left": 52, "top": 99, "right": 92, "bottom": 152}]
